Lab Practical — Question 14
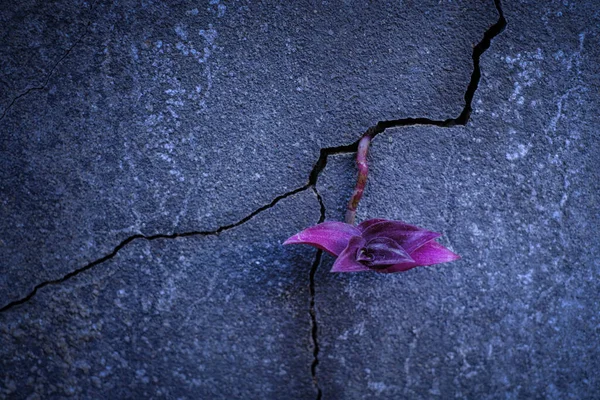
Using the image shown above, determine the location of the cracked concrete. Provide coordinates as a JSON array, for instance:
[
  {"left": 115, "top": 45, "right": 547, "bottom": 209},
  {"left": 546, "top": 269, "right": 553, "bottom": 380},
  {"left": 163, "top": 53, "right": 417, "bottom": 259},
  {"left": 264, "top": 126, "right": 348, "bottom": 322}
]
[
  {"left": 1, "top": 0, "right": 599, "bottom": 399},
  {"left": 314, "top": 1, "right": 600, "bottom": 399},
  {"left": 0, "top": 0, "right": 96, "bottom": 117},
  {"left": 0, "top": 0, "right": 497, "bottom": 307},
  {"left": 308, "top": 187, "right": 326, "bottom": 399},
  {"left": 0, "top": 183, "right": 310, "bottom": 312},
  {"left": 1, "top": 190, "right": 320, "bottom": 398}
]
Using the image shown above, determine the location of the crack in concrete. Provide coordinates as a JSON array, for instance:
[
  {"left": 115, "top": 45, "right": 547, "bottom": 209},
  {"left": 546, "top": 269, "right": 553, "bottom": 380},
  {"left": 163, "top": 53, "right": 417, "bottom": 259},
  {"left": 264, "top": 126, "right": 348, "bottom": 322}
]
[
  {"left": 0, "top": 184, "right": 309, "bottom": 312},
  {"left": 0, "top": 138, "right": 367, "bottom": 311},
  {"left": 304, "top": 2, "right": 506, "bottom": 397},
  {"left": 308, "top": 186, "right": 326, "bottom": 400},
  {"left": 0, "top": 12, "right": 508, "bottom": 400},
  {"left": 349, "top": 0, "right": 507, "bottom": 141},
  {"left": 0, "top": 0, "right": 100, "bottom": 122}
]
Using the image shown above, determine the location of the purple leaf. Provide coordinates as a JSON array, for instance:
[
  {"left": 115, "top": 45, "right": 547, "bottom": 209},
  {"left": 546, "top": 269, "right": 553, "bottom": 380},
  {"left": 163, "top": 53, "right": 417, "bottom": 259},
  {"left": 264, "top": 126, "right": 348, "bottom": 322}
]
[
  {"left": 283, "top": 221, "right": 361, "bottom": 256},
  {"left": 380, "top": 242, "right": 460, "bottom": 273},
  {"left": 361, "top": 220, "right": 441, "bottom": 254},
  {"left": 376, "top": 262, "right": 419, "bottom": 274},
  {"left": 356, "top": 218, "right": 388, "bottom": 232},
  {"left": 331, "top": 236, "right": 370, "bottom": 272},
  {"left": 410, "top": 241, "right": 460, "bottom": 265},
  {"left": 356, "top": 237, "right": 414, "bottom": 269},
  {"left": 358, "top": 219, "right": 422, "bottom": 233},
  {"left": 285, "top": 218, "right": 459, "bottom": 274}
]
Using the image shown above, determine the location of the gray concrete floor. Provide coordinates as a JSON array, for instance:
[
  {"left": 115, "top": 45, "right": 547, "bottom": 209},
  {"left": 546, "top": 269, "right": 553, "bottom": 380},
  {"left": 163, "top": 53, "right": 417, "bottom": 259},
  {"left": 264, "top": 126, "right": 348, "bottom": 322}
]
[{"left": 1, "top": 1, "right": 599, "bottom": 399}]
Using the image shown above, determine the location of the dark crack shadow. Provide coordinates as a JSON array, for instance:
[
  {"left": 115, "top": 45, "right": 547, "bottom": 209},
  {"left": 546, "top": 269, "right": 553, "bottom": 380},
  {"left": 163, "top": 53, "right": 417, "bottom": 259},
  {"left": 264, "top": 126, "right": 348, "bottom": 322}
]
[
  {"left": 0, "top": 184, "right": 310, "bottom": 312},
  {"left": 309, "top": 186, "right": 326, "bottom": 399}
]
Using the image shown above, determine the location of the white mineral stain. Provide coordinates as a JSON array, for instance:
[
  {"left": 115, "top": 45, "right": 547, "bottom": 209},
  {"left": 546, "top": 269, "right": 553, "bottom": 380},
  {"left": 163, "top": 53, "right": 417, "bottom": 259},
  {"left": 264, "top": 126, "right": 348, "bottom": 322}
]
[
  {"left": 199, "top": 25, "right": 218, "bottom": 46},
  {"left": 470, "top": 223, "right": 484, "bottom": 237},
  {"left": 130, "top": 44, "right": 139, "bottom": 60},
  {"left": 368, "top": 381, "right": 388, "bottom": 394},
  {"left": 174, "top": 24, "right": 188, "bottom": 41},
  {"left": 175, "top": 42, "right": 190, "bottom": 56},
  {"left": 506, "top": 143, "right": 531, "bottom": 160},
  {"left": 506, "top": 49, "right": 544, "bottom": 106}
]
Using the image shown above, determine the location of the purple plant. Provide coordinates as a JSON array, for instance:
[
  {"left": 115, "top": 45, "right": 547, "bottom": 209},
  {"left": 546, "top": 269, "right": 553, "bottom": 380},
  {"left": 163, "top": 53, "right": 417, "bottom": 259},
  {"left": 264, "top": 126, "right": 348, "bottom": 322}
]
[
  {"left": 285, "top": 130, "right": 459, "bottom": 273},
  {"left": 284, "top": 219, "right": 458, "bottom": 273}
]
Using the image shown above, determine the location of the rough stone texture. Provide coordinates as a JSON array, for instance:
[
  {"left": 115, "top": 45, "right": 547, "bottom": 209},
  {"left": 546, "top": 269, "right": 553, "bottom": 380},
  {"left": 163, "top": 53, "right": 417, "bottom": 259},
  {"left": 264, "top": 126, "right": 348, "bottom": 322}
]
[
  {"left": 0, "top": 190, "right": 319, "bottom": 399},
  {"left": 0, "top": 0, "right": 94, "bottom": 112},
  {"left": 315, "top": 1, "right": 600, "bottom": 399},
  {"left": 1, "top": 0, "right": 599, "bottom": 399},
  {"left": 0, "top": 0, "right": 496, "bottom": 305}
]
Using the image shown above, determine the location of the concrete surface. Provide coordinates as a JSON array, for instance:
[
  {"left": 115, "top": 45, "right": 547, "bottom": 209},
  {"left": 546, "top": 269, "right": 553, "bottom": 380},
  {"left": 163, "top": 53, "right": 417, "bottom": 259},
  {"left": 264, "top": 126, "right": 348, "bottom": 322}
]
[{"left": 1, "top": 0, "right": 599, "bottom": 399}]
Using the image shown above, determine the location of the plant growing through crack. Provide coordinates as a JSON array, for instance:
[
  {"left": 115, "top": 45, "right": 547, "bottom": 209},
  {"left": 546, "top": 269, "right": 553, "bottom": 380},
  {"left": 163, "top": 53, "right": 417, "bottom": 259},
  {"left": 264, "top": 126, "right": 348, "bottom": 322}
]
[{"left": 285, "top": 129, "right": 459, "bottom": 273}]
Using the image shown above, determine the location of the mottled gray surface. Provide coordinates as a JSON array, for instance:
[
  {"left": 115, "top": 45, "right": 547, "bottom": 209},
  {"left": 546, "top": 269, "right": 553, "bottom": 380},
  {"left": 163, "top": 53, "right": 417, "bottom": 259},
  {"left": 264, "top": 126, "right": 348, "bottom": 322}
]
[
  {"left": 0, "top": 0, "right": 94, "bottom": 112},
  {"left": 1, "top": 0, "right": 599, "bottom": 399},
  {"left": 316, "top": 1, "right": 600, "bottom": 399},
  {"left": 1, "top": 190, "right": 320, "bottom": 399},
  {"left": 0, "top": 0, "right": 495, "bottom": 305}
]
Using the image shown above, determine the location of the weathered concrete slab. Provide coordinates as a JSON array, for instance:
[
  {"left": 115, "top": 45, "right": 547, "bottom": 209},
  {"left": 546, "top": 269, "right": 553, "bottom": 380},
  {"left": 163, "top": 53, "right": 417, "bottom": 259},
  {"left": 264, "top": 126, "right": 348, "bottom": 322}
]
[
  {"left": 2, "top": 0, "right": 599, "bottom": 399},
  {"left": 0, "top": 0, "right": 496, "bottom": 305},
  {"left": 0, "top": 190, "right": 319, "bottom": 399},
  {"left": 0, "top": 0, "right": 94, "bottom": 112},
  {"left": 315, "top": 1, "right": 600, "bottom": 398}
]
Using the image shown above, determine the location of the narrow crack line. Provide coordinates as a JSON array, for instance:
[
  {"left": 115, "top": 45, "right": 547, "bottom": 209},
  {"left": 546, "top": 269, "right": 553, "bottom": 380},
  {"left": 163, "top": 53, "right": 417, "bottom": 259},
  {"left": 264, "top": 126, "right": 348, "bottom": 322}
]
[
  {"left": 0, "top": 0, "right": 101, "bottom": 122},
  {"left": 306, "top": 0, "right": 506, "bottom": 193},
  {"left": 309, "top": 142, "right": 361, "bottom": 185},
  {"left": 363, "top": 0, "right": 507, "bottom": 140},
  {"left": 308, "top": 249, "right": 323, "bottom": 400},
  {"left": 0, "top": 184, "right": 311, "bottom": 312},
  {"left": 312, "top": 186, "right": 327, "bottom": 224},
  {"left": 308, "top": 186, "right": 325, "bottom": 400},
  {"left": 1, "top": 131, "right": 350, "bottom": 313}
]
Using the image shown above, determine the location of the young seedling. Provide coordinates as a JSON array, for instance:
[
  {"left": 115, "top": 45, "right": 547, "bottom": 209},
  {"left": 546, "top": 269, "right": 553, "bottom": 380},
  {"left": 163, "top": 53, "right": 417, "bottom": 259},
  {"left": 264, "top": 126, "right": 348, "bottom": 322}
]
[{"left": 284, "top": 132, "right": 459, "bottom": 273}]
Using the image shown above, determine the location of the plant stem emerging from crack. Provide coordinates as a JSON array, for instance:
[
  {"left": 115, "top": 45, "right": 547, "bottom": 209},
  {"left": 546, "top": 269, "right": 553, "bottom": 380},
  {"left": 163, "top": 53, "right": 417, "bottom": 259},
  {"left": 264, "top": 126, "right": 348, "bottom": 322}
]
[{"left": 345, "top": 130, "right": 374, "bottom": 225}]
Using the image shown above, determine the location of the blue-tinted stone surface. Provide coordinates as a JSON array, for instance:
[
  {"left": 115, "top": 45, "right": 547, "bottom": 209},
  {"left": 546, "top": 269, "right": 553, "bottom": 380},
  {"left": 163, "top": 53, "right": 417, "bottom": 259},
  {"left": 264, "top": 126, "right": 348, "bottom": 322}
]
[{"left": 1, "top": 0, "right": 599, "bottom": 399}]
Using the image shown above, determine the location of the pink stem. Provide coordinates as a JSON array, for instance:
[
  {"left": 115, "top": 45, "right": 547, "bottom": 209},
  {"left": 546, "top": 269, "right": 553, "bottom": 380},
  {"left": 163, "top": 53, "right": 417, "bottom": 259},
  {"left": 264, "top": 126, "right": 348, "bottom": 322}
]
[{"left": 345, "top": 132, "right": 373, "bottom": 225}]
